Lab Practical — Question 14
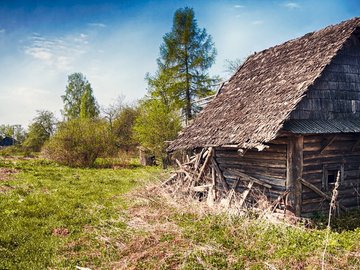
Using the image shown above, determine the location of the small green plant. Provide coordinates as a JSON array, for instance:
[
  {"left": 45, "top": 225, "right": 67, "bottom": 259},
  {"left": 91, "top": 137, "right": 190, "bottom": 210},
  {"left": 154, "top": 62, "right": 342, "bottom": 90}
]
[{"left": 42, "top": 118, "right": 113, "bottom": 167}]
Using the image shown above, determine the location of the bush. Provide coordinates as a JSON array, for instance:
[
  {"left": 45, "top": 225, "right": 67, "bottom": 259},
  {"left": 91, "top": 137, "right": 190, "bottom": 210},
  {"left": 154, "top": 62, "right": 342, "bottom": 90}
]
[{"left": 42, "top": 118, "right": 113, "bottom": 167}]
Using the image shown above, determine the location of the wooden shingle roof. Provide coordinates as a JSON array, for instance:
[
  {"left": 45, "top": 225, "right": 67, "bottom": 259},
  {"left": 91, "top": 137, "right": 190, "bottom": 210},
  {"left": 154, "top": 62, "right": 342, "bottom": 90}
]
[{"left": 168, "top": 17, "right": 360, "bottom": 151}]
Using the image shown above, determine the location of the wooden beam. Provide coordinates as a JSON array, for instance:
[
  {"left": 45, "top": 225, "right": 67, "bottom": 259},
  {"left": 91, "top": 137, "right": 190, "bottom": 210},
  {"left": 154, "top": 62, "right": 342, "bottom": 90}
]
[
  {"left": 320, "top": 135, "right": 337, "bottom": 154},
  {"left": 238, "top": 181, "right": 254, "bottom": 207},
  {"left": 211, "top": 156, "right": 229, "bottom": 191},
  {"left": 226, "top": 169, "right": 272, "bottom": 188},
  {"left": 298, "top": 177, "right": 347, "bottom": 212},
  {"left": 351, "top": 136, "right": 360, "bottom": 152},
  {"left": 286, "top": 136, "right": 303, "bottom": 217},
  {"left": 196, "top": 147, "right": 213, "bottom": 182}
]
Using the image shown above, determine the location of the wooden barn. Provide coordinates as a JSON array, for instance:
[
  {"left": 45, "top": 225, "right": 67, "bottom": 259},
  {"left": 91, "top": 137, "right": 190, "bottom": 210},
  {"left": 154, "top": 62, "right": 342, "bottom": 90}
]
[{"left": 168, "top": 17, "right": 360, "bottom": 217}]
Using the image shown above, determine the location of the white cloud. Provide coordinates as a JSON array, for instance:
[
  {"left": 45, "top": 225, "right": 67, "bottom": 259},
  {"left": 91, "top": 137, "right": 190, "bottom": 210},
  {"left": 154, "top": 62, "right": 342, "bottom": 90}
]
[
  {"left": 283, "top": 2, "right": 301, "bottom": 9},
  {"left": 234, "top": 5, "right": 245, "bottom": 9},
  {"left": 88, "top": 22, "right": 107, "bottom": 28},
  {"left": 23, "top": 33, "right": 89, "bottom": 70}
]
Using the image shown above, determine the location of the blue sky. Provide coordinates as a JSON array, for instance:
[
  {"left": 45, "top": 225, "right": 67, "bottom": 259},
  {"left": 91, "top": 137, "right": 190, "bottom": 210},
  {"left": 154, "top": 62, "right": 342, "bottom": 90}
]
[{"left": 1, "top": 0, "right": 359, "bottom": 127}]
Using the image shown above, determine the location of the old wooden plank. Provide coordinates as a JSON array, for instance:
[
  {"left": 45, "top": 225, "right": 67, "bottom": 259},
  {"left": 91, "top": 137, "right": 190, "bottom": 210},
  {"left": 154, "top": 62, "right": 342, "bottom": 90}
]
[
  {"left": 216, "top": 157, "right": 286, "bottom": 169},
  {"left": 215, "top": 151, "right": 286, "bottom": 160},
  {"left": 211, "top": 157, "right": 229, "bottom": 191},
  {"left": 351, "top": 136, "right": 360, "bottom": 152},
  {"left": 196, "top": 147, "right": 213, "bottom": 182},
  {"left": 219, "top": 164, "right": 286, "bottom": 177},
  {"left": 287, "top": 136, "right": 303, "bottom": 217},
  {"left": 238, "top": 181, "right": 254, "bottom": 207},
  {"left": 304, "top": 150, "right": 360, "bottom": 160},
  {"left": 225, "top": 168, "right": 272, "bottom": 188},
  {"left": 299, "top": 178, "right": 347, "bottom": 212},
  {"left": 320, "top": 135, "right": 337, "bottom": 154}
]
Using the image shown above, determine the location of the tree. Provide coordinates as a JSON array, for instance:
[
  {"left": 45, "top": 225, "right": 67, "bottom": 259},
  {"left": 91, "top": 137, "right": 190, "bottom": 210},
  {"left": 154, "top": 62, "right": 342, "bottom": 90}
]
[
  {"left": 102, "top": 96, "right": 125, "bottom": 131},
  {"left": 224, "top": 58, "right": 244, "bottom": 75},
  {"left": 149, "top": 7, "right": 219, "bottom": 124},
  {"left": 62, "top": 72, "right": 99, "bottom": 120},
  {"left": 0, "top": 124, "right": 26, "bottom": 143},
  {"left": 42, "top": 118, "right": 112, "bottom": 167},
  {"left": 80, "top": 84, "right": 99, "bottom": 119},
  {"left": 133, "top": 99, "right": 181, "bottom": 158},
  {"left": 23, "top": 110, "right": 57, "bottom": 152},
  {"left": 112, "top": 105, "right": 139, "bottom": 151}
]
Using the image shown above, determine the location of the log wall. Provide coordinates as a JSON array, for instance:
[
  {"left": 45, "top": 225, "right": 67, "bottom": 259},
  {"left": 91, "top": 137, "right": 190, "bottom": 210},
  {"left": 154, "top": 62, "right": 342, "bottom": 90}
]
[
  {"left": 290, "top": 35, "right": 360, "bottom": 120},
  {"left": 301, "top": 133, "right": 360, "bottom": 217},
  {"left": 214, "top": 137, "right": 288, "bottom": 201}
]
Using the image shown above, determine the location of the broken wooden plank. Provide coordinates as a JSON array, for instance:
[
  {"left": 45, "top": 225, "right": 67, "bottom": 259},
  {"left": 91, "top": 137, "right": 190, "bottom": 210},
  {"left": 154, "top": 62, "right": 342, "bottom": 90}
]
[
  {"left": 161, "top": 173, "right": 177, "bottom": 186},
  {"left": 238, "top": 181, "right": 254, "bottom": 208},
  {"left": 298, "top": 178, "right": 347, "bottom": 212},
  {"left": 192, "top": 184, "right": 213, "bottom": 192},
  {"left": 196, "top": 147, "right": 213, "bottom": 182}
]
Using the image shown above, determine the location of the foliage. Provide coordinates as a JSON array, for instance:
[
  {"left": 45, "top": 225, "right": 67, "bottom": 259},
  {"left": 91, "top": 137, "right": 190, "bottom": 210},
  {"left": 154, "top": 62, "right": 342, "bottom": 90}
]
[
  {"left": 0, "top": 124, "right": 26, "bottom": 143},
  {"left": 148, "top": 7, "right": 219, "bottom": 123},
  {"left": 0, "top": 145, "right": 32, "bottom": 157},
  {"left": 0, "top": 158, "right": 162, "bottom": 270},
  {"left": 23, "top": 110, "right": 57, "bottom": 152},
  {"left": 80, "top": 84, "right": 99, "bottom": 119},
  {"left": 102, "top": 96, "right": 125, "bottom": 130},
  {"left": 61, "top": 73, "right": 99, "bottom": 120},
  {"left": 133, "top": 98, "right": 181, "bottom": 157},
  {"left": 112, "top": 105, "right": 139, "bottom": 151},
  {"left": 42, "top": 118, "right": 112, "bottom": 167}
]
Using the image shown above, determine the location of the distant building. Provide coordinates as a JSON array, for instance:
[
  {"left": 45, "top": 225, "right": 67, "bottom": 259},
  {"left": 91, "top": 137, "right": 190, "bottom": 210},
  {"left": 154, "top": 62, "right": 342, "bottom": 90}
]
[{"left": 0, "top": 136, "right": 16, "bottom": 147}]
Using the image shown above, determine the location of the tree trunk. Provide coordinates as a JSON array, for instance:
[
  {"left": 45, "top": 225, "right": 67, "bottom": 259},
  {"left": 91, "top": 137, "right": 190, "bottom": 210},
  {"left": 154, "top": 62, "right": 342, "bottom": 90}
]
[{"left": 185, "top": 48, "right": 191, "bottom": 125}]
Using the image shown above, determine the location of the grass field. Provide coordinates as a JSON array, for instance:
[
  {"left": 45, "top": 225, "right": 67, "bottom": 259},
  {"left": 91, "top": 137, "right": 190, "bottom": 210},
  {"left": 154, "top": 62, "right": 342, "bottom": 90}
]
[{"left": 0, "top": 157, "right": 360, "bottom": 269}]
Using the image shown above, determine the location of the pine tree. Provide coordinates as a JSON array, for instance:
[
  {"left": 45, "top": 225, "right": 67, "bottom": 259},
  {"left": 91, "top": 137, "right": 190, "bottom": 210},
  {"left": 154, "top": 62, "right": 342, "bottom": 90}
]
[{"left": 149, "top": 7, "right": 219, "bottom": 124}]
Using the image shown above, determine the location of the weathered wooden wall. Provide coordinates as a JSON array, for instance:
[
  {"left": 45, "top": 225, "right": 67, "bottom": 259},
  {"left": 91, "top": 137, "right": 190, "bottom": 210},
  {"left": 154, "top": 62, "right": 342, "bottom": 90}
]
[
  {"left": 290, "top": 35, "right": 360, "bottom": 120},
  {"left": 214, "top": 137, "right": 288, "bottom": 201},
  {"left": 301, "top": 133, "right": 360, "bottom": 217}
]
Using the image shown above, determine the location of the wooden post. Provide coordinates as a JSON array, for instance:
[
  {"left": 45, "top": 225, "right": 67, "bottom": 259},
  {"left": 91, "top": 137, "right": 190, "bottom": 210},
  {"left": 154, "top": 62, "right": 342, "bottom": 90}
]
[{"left": 286, "top": 136, "right": 303, "bottom": 216}]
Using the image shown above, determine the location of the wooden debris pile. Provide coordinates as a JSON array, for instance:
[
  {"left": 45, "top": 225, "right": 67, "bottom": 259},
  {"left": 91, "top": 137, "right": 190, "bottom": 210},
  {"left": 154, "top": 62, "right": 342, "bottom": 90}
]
[{"left": 163, "top": 147, "right": 271, "bottom": 212}]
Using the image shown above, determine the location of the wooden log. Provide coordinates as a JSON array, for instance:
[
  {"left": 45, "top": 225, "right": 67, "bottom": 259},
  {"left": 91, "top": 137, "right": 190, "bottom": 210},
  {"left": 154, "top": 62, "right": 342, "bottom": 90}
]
[
  {"left": 196, "top": 147, "right": 213, "bottom": 182},
  {"left": 298, "top": 178, "right": 347, "bottom": 212},
  {"left": 211, "top": 156, "right": 229, "bottom": 191},
  {"left": 287, "top": 136, "right": 303, "bottom": 217},
  {"left": 238, "top": 181, "right": 254, "bottom": 207},
  {"left": 225, "top": 168, "right": 272, "bottom": 188},
  {"left": 211, "top": 166, "right": 217, "bottom": 200},
  {"left": 192, "top": 184, "right": 213, "bottom": 192},
  {"left": 161, "top": 173, "right": 177, "bottom": 186},
  {"left": 219, "top": 164, "right": 286, "bottom": 177},
  {"left": 215, "top": 157, "right": 286, "bottom": 169}
]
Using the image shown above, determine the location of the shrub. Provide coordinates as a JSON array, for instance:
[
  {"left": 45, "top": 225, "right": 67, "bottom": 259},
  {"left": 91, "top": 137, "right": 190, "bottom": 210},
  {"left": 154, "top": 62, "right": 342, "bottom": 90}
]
[{"left": 42, "top": 118, "right": 113, "bottom": 167}]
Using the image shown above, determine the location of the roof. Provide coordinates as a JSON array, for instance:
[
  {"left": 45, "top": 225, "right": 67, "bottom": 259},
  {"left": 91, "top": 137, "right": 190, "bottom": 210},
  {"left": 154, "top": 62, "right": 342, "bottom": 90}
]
[
  {"left": 168, "top": 17, "right": 360, "bottom": 151},
  {"left": 283, "top": 119, "right": 360, "bottom": 134}
]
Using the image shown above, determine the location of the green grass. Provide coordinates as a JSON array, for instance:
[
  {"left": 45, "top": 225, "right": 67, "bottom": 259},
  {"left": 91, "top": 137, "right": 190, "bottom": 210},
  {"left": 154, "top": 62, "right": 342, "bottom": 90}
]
[
  {"left": 0, "top": 157, "right": 360, "bottom": 269},
  {"left": 0, "top": 157, "right": 163, "bottom": 269}
]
